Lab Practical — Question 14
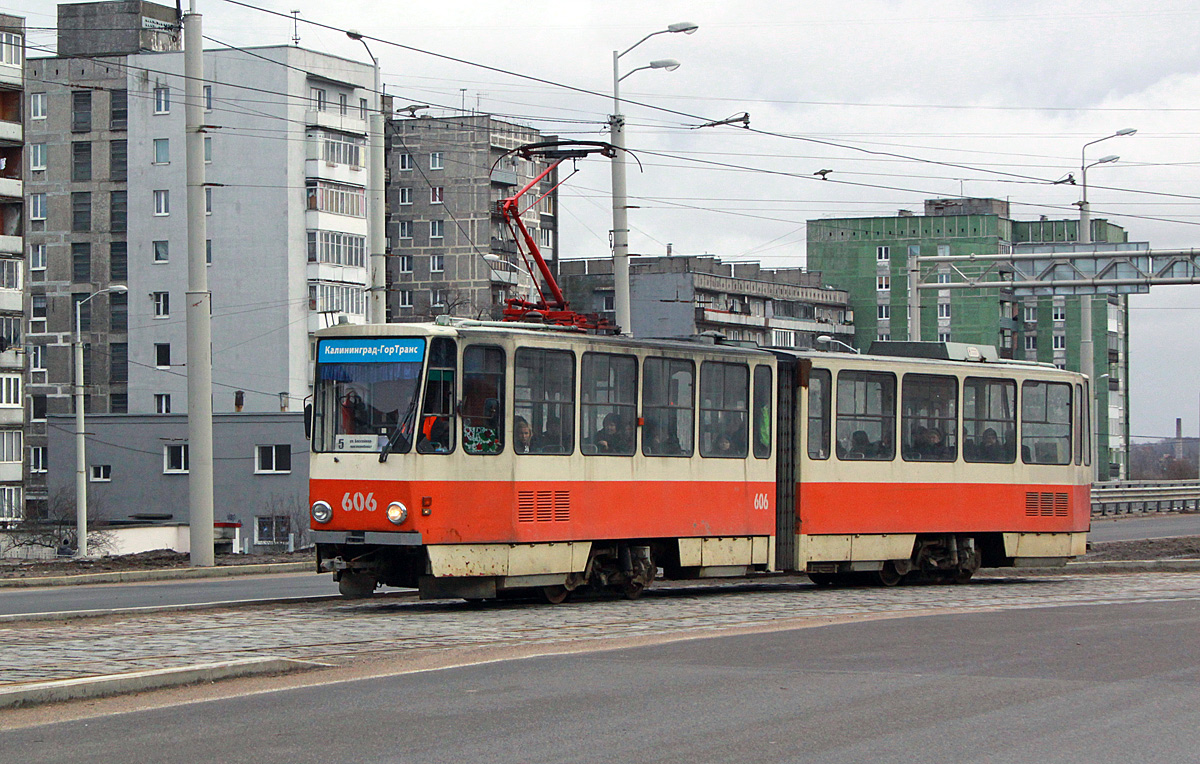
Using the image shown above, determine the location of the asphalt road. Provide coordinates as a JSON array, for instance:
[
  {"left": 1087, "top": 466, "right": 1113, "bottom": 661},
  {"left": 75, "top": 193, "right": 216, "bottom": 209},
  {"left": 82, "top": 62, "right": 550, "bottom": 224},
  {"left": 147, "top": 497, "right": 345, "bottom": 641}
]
[
  {"left": 8, "top": 599, "right": 1200, "bottom": 763},
  {"left": 1088, "top": 511, "right": 1200, "bottom": 541}
]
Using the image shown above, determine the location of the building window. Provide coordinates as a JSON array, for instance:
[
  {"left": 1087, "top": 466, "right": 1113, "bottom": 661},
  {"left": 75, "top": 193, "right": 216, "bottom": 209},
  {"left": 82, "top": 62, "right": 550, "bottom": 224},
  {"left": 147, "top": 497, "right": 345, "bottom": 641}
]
[
  {"left": 110, "top": 295, "right": 127, "bottom": 333},
  {"left": 938, "top": 331, "right": 952, "bottom": 342},
  {"left": 30, "top": 243, "right": 46, "bottom": 271},
  {"left": 72, "top": 192, "right": 92, "bottom": 232},
  {"left": 90, "top": 464, "right": 112, "bottom": 482},
  {"left": 31, "top": 92, "right": 46, "bottom": 119},
  {"left": 0, "top": 259, "right": 19, "bottom": 290},
  {"left": 110, "top": 89, "right": 127, "bottom": 129},
  {"left": 111, "top": 139, "right": 128, "bottom": 181},
  {"left": 937, "top": 302, "right": 951, "bottom": 319},
  {"left": 153, "top": 240, "right": 169, "bottom": 262},
  {"left": 203, "top": 85, "right": 212, "bottom": 111},
  {"left": 1024, "top": 305, "right": 1037, "bottom": 323},
  {"left": 399, "top": 153, "right": 413, "bottom": 171},
  {"left": 398, "top": 289, "right": 413, "bottom": 309},
  {"left": 309, "top": 282, "right": 366, "bottom": 315},
  {"left": 30, "top": 296, "right": 46, "bottom": 332},
  {"left": 398, "top": 221, "right": 413, "bottom": 240},
  {"left": 430, "top": 220, "right": 444, "bottom": 239},
  {"left": 431, "top": 254, "right": 444, "bottom": 273},
  {"left": 207, "top": 239, "right": 212, "bottom": 265},
  {"left": 110, "top": 190, "right": 127, "bottom": 232},
  {"left": 205, "top": 187, "right": 212, "bottom": 215},
  {"left": 0, "top": 430, "right": 21, "bottom": 462},
  {"left": 339, "top": 93, "right": 348, "bottom": 115},
  {"left": 877, "top": 331, "right": 890, "bottom": 341},
  {"left": 1053, "top": 334, "right": 1067, "bottom": 350},
  {"left": 110, "top": 241, "right": 127, "bottom": 280},
  {"left": 305, "top": 180, "right": 365, "bottom": 217},
  {"left": 1024, "top": 335, "right": 1037, "bottom": 351},
  {"left": 72, "top": 242, "right": 91, "bottom": 282},
  {"left": 399, "top": 187, "right": 412, "bottom": 205},
  {"left": 0, "top": 374, "right": 20, "bottom": 406},
  {"left": 310, "top": 87, "right": 326, "bottom": 111},
  {"left": 876, "top": 245, "right": 890, "bottom": 262},
  {"left": 154, "top": 87, "right": 170, "bottom": 114},
  {"left": 31, "top": 395, "right": 46, "bottom": 421},
  {"left": 29, "top": 193, "right": 46, "bottom": 221},
  {"left": 155, "top": 393, "right": 172, "bottom": 414},
  {"left": 1052, "top": 305, "right": 1066, "bottom": 322},
  {"left": 164, "top": 443, "right": 189, "bottom": 473},
  {"left": 153, "top": 138, "right": 169, "bottom": 164},
  {"left": 430, "top": 152, "right": 444, "bottom": 170},
  {"left": 255, "top": 444, "right": 292, "bottom": 474},
  {"left": 111, "top": 393, "right": 128, "bottom": 413},
  {"left": 398, "top": 254, "right": 413, "bottom": 273},
  {"left": 72, "top": 90, "right": 92, "bottom": 131},
  {"left": 154, "top": 190, "right": 170, "bottom": 216},
  {"left": 155, "top": 343, "right": 171, "bottom": 368},
  {"left": 877, "top": 304, "right": 890, "bottom": 320},
  {"left": 431, "top": 289, "right": 445, "bottom": 307},
  {"left": 255, "top": 515, "right": 291, "bottom": 544},
  {"left": 30, "top": 143, "right": 46, "bottom": 171},
  {"left": 307, "top": 231, "right": 366, "bottom": 267},
  {"left": 153, "top": 291, "right": 170, "bottom": 318},
  {"left": 204, "top": 136, "right": 212, "bottom": 163},
  {"left": 0, "top": 317, "right": 19, "bottom": 349},
  {"left": 317, "top": 130, "right": 363, "bottom": 167},
  {"left": 29, "top": 446, "right": 47, "bottom": 474},
  {"left": 29, "top": 344, "right": 44, "bottom": 372},
  {"left": 0, "top": 486, "right": 20, "bottom": 522},
  {"left": 431, "top": 186, "right": 444, "bottom": 204},
  {"left": 876, "top": 275, "right": 889, "bottom": 291}
]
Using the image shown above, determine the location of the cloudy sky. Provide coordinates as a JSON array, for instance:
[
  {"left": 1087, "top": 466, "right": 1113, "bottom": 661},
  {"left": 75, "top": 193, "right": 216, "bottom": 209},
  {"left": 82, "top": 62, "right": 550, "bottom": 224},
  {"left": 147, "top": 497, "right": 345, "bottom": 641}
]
[{"left": 14, "top": 0, "right": 1200, "bottom": 439}]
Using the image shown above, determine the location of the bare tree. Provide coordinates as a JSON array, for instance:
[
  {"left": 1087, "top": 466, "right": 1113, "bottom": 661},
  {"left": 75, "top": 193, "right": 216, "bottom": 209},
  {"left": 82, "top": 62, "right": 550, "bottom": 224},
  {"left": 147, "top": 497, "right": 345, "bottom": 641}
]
[
  {"left": 0, "top": 488, "right": 115, "bottom": 558},
  {"left": 256, "top": 492, "right": 311, "bottom": 553}
]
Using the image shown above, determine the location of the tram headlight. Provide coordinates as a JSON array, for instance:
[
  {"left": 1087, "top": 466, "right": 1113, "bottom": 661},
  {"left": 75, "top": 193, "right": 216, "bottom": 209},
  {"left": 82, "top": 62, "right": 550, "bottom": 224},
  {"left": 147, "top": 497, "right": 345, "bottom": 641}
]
[
  {"left": 311, "top": 500, "right": 333, "bottom": 524},
  {"left": 386, "top": 502, "right": 408, "bottom": 525}
]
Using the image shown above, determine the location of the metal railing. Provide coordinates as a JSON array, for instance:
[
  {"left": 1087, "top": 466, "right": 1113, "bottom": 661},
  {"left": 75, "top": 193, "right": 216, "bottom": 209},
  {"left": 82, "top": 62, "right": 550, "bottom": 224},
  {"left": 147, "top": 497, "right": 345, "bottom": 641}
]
[{"left": 1091, "top": 480, "right": 1200, "bottom": 516}]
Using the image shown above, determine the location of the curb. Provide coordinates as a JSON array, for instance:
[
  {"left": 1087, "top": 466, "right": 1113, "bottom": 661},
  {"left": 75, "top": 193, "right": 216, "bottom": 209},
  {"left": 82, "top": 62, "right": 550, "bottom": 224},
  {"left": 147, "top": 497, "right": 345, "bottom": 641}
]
[
  {"left": 0, "top": 657, "right": 329, "bottom": 710},
  {"left": 0, "top": 561, "right": 313, "bottom": 588}
]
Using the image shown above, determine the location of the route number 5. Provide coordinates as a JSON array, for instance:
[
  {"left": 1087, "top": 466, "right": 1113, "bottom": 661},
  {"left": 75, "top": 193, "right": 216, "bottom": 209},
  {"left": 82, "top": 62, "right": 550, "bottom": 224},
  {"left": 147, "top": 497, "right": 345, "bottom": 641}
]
[{"left": 342, "top": 492, "right": 377, "bottom": 512}]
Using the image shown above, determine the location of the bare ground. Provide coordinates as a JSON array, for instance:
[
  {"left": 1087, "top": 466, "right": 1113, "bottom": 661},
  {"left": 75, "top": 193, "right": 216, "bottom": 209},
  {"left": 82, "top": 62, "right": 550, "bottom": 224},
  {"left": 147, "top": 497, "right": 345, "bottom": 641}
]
[
  {"left": 1083, "top": 536, "right": 1200, "bottom": 562},
  {"left": 0, "top": 549, "right": 315, "bottom": 579}
]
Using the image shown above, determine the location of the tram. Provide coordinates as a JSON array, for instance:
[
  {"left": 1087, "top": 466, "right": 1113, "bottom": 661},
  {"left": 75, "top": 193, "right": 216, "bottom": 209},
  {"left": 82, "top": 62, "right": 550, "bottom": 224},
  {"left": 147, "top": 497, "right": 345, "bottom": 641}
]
[{"left": 307, "top": 322, "right": 1091, "bottom": 600}]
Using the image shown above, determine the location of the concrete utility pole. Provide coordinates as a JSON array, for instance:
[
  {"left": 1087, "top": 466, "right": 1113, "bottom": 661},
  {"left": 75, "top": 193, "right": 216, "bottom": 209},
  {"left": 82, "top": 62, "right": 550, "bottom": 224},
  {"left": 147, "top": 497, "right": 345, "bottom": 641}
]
[
  {"left": 184, "top": 2, "right": 214, "bottom": 566},
  {"left": 907, "top": 247, "right": 920, "bottom": 342},
  {"left": 348, "top": 31, "right": 386, "bottom": 324}
]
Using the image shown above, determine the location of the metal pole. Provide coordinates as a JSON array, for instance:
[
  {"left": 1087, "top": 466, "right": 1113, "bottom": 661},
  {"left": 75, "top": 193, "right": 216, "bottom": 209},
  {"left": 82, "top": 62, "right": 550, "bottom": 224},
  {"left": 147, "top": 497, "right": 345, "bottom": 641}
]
[
  {"left": 74, "top": 299, "right": 86, "bottom": 557},
  {"left": 184, "top": 3, "right": 214, "bottom": 566},
  {"left": 366, "top": 53, "right": 386, "bottom": 323},
  {"left": 907, "top": 246, "right": 920, "bottom": 342},
  {"left": 611, "top": 49, "right": 631, "bottom": 334},
  {"left": 1079, "top": 148, "right": 1096, "bottom": 481}
]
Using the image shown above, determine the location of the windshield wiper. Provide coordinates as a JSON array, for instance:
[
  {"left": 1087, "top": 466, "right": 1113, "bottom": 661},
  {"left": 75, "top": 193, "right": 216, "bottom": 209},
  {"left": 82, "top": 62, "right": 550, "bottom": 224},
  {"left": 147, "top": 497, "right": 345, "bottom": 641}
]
[{"left": 380, "top": 393, "right": 422, "bottom": 463}]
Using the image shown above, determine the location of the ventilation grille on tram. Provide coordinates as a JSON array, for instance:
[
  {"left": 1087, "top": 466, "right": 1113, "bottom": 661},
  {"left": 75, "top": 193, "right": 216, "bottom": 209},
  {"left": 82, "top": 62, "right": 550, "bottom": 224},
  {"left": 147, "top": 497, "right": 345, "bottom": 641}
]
[
  {"left": 1024, "top": 492, "right": 1069, "bottom": 517},
  {"left": 517, "top": 490, "right": 571, "bottom": 523}
]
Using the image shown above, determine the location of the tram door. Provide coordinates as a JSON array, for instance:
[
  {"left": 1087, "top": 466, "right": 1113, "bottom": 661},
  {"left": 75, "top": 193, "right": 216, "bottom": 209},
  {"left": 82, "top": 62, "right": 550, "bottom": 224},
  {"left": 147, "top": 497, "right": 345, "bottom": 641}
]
[{"left": 773, "top": 357, "right": 809, "bottom": 572}]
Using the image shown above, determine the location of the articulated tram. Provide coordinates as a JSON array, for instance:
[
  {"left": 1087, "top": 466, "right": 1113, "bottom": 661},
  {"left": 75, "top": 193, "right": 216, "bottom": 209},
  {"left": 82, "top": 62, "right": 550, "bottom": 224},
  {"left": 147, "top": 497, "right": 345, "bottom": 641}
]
[{"left": 307, "top": 318, "right": 1090, "bottom": 601}]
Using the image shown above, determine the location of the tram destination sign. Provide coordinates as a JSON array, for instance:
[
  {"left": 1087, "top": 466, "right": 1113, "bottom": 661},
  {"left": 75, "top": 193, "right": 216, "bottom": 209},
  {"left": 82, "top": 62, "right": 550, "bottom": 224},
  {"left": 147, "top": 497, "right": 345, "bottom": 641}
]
[{"left": 318, "top": 338, "right": 425, "bottom": 364}]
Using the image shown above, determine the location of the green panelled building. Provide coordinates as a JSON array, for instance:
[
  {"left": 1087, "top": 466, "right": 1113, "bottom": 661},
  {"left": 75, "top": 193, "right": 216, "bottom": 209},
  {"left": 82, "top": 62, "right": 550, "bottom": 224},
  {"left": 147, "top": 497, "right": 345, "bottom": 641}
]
[{"left": 807, "top": 198, "right": 1131, "bottom": 480}]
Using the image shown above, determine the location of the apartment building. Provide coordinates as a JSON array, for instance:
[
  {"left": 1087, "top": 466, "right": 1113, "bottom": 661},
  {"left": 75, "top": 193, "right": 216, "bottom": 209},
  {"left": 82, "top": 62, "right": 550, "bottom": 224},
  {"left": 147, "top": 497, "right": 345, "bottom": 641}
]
[
  {"left": 386, "top": 114, "right": 557, "bottom": 320},
  {"left": 24, "top": 1, "right": 374, "bottom": 532},
  {"left": 0, "top": 16, "right": 22, "bottom": 524}
]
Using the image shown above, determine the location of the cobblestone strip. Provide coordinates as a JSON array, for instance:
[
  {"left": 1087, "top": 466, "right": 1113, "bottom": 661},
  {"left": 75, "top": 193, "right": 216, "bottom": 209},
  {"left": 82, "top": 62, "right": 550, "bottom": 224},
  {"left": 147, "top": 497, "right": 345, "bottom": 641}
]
[{"left": 3, "top": 572, "right": 1199, "bottom": 686}]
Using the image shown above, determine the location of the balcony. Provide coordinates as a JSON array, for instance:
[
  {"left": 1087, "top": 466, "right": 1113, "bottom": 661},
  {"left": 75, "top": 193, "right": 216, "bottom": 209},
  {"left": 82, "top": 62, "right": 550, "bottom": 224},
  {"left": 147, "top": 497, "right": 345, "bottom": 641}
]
[
  {"left": 304, "top": 109, "right": 367, "bottom": 137},
  {"left": 490, "top": 167, "right": 518, "bottom": 186},
  {"left": 0, "top": 120, "right": 18, "bottom": 145}
]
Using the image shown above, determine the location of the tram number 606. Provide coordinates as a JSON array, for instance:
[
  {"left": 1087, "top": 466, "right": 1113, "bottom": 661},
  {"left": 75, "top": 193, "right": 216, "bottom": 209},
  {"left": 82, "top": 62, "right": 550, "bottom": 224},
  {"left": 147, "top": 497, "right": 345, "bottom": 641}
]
[
  {"left": 342, "top": 492, "right": 377, "bottom": 512},
  {"left": 753, "top": 493, "right": 770, "bottom": 510}
]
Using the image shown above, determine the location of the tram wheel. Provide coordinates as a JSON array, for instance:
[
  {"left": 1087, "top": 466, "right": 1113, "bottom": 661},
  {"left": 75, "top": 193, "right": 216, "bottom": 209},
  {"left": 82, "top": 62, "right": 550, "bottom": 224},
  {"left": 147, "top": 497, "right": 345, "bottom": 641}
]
[
  {"left": 807, "top": 573, "right": 837, "bottom": 587},
  {"left": 953, "top": 569, "right": 974, "bottom": 585},
  {"left": 542, "top": 585, "right": 570, "bottom": 605},
  {"left": 338, "top": 572, "right": 376, "bottom": 599},
  {"left": 878, "top": 562, "right": 905, "bottom": 587},
  {"left": 621, "top": 581, "right": 645, "bottom": 600}
]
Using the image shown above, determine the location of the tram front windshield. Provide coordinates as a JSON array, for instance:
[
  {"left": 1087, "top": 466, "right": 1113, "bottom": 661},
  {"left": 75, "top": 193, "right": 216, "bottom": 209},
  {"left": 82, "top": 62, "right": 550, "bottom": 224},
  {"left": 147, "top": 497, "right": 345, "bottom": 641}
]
[{"left": 312, "top": 338, "right": 426, "bottom": 453}]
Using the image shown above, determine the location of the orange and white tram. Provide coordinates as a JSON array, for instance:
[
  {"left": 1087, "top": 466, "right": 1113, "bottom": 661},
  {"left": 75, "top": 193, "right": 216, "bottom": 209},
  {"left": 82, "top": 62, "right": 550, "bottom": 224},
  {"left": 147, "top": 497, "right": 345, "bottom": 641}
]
[{"left": 308, "top": 318, "right": 1090, "bottom": 600}]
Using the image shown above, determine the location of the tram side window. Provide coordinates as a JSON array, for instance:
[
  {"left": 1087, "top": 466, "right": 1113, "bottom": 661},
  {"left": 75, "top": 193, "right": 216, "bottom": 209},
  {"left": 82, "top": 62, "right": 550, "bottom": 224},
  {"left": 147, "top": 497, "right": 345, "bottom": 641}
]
[
  {"left": 514, "top": 348, "right": 575, "bottom": 454},
  {"left": 753, "top": 365, "right": 772, "bottom": 459},
  {"left": 807, "top": 368, "right": 831, "bottom": 460},
  {"left": 835, "top": 370, "right": 895, "bottom": 461},
  {"left": 581, "top": 353, "right": 637, "bottom": 455},
  {"left": 963, "top": 377, "right": 1016, "bottom": 463},
  {"left": 1022, "top": 380, "right": 1072, "bottom": 465},
  {"left": 642, "top": 357, "right": 694, "bottom": 457},
  {"left": 1074, "top": 382, "right": 1083, "bottom": 466},
  {"left": 901, "top": 374, "right": 957, "bottom": 462},
  {"left": 700, "top": 362, "right": 749, "bottom": 458},
  {"left": 1083, "top": 380, "right": 1091, "bottom": 467},
  {"left": 462, "top": 345, "right": 505, "bottom": 455},
  {"left": 417, "top": 338, "right": 456, "bottom": 454}
]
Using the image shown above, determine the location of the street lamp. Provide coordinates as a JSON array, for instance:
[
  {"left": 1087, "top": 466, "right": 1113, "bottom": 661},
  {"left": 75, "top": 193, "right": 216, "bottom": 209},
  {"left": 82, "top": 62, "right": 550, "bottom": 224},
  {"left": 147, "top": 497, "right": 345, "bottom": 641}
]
[
  {"left": 74, "top": 284, "right": 127, "bottom": 557},
  {"left": 816, "top": 334, "right": 860, "bottom": 354},
  {"left": 611, "top": 22, "right": 697, "bottom": 334},
  {"left": 347, "top": 30, "right": 386, "bottom": 324},
  {"left": 1077, "top": 128, "right": 1134, "bottom": 482}
]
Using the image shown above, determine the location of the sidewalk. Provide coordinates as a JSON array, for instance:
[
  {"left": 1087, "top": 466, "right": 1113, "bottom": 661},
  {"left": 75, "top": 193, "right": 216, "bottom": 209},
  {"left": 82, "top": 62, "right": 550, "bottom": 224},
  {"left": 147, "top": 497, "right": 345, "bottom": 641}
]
[{"left": 0, "top": 561, "right": 311, "bottom": 589}]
